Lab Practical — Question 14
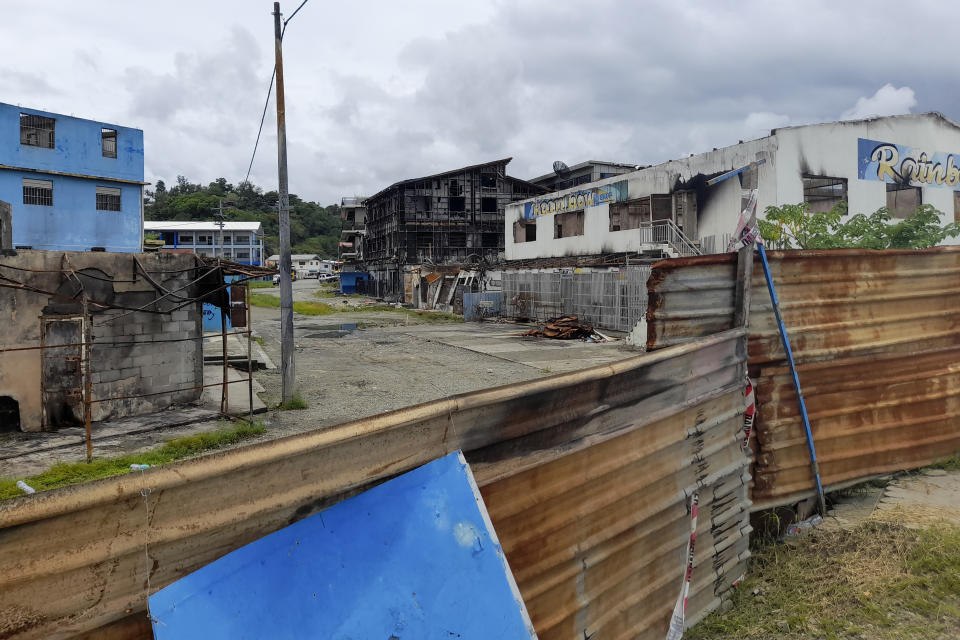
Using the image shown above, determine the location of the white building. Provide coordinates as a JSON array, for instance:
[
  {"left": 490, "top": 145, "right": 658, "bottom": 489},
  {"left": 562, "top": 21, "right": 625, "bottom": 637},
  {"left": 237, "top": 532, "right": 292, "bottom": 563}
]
[
  {"left": 506, "top": 112, "right": 960, "bottom": 259},
  {"left": 144, "top": 221, "right": 265, "bottom": 265},
  {"left": 265, "top": 254, "right": 339, "bottom": 277}
]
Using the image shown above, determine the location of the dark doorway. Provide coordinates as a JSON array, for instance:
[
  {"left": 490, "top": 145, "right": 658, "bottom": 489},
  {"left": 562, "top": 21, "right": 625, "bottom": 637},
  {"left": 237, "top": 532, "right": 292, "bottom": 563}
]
[
  {"left": 0, "top": 396, "right": 19, "bottom": 432},
  {"left": 41, "top": 317, "right": 84, "bottom": 428}
]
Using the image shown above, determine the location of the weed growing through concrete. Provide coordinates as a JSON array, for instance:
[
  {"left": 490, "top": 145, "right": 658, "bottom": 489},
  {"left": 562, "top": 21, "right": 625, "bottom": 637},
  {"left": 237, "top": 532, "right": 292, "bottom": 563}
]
[
  {"left": 0, "top": 421, "right": 267, "bottom": 501},
  {"left": 279, "top": 391, "right": 308, "bottom": 410},
  {"left": 687, "top": 520, "right": 960, "bottom": 639}
]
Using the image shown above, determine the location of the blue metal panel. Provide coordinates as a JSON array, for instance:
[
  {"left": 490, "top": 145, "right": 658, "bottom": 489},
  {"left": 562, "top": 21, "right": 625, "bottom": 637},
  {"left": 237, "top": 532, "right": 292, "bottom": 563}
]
[
  {"left": 202, "top": 276, "right": 239, "bottom": 332},
  {"left": 149, "top": 451, "right": 536, "bottom": 640},
  {"left": 463, "top": 292, "right": 503, "bottom": 321},
  {"left": 339, "top": 271, "right": 368, "bottom": 295}
]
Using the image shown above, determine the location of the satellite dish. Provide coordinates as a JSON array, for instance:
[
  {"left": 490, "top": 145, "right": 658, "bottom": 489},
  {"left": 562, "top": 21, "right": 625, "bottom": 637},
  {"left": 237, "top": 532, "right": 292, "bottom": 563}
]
[{"left": 553, "top": 161, "right": 570, "bottom": 175}]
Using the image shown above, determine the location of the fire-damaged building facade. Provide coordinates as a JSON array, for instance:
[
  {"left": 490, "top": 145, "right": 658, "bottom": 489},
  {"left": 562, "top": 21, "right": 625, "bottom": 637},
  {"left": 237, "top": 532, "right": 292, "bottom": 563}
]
[
  {"left": 360, "top": 159, "right": 545, "bottom": 298},
  {"left": 506, "top": 112, "right": 960, "bottom": 262}
]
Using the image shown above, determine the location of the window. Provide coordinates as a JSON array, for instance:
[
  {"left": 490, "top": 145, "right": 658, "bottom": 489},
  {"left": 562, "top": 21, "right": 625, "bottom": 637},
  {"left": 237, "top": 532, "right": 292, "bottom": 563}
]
[
  {"left": 481, "top": 197, "right": 498, "bottom": 213},
  {"left": 802, "top": 175, "right": 847, "bottom": 213},
  {"left": 197, "top": 234, "right": 212, "bottom": 245},
  {"left": 23, "top": 179, "right": 53, "bottom": 206},
  {"left": 449, "top": 196, "right": 466, "bottom": 212},
  {"left": 480, "top": 174, "right": 497, "bottom": 189},
  {"left": 514, "top": 220, "right": 537, "bottom": 243},
  {"left": 886, "top": 183, "right": 921, "bottom": 218},
  {"left": 449, "top": 232, "right": 466, "bottom": 248},
  {"left": 236, "top": 250, "right": 250, "bottom": 259},
  {"left": 179, "top": 234, "right": 194, "bottom": 244},
  {"left": 101, "top": 128, "right": 117, "bottom": 158},
  {"left": 234, "top": 234, "right": 249, "bottom": 244},
  {"left": 95, "top": 186, "right": 121, "bottom": 211},
  {"left": 20, "top": 113, "right": 55, "bottom": 148},
  {"left": 609, "top": 198, "right": 651, "bottom": 231},
  {"left": 482, "top": 233, "right": 499, "bottom": 248},
  {"left": 449, "top": 179, "right": 463, "bottom": 196},
  {"left": 222, "top": 235, "right": 232, "bottom": 244},
  {"left": 554, "top": 211, "right": 584, "bottom": 238}
]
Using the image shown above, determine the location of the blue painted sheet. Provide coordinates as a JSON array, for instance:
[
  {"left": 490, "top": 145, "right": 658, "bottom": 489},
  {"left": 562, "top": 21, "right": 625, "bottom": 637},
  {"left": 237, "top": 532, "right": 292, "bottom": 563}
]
[
  {"left": 149, "top": 451, "right": 536, "bottom": 640},
  {"left": 463, "top": 292, "right": 503, "bottom": 321}
]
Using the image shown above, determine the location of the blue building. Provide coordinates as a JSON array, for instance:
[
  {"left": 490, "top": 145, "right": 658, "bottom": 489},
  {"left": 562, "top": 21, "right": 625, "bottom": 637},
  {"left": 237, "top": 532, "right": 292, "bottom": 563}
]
[{"left": 0, "top": 102, "right": 145, "bottom": 252}]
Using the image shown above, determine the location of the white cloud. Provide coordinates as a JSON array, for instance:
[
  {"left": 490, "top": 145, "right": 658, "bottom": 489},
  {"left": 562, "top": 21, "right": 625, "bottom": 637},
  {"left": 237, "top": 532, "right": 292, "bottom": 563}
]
[
  {"left": 841, "top": 84, "right": 917, "bottom": 120},
  {"left": 743, "top": 112, "right": 791, "bottom": 139}
]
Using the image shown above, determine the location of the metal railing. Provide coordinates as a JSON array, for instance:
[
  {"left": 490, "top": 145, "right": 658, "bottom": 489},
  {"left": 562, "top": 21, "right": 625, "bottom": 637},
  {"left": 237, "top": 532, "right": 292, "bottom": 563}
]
[{"left": 648, "top": 219, "right": 701, "bottom": 257}]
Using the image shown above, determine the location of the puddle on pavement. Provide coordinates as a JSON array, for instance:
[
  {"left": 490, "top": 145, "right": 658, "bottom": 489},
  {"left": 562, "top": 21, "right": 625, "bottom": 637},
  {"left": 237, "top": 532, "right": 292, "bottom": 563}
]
[{"left": 303, "top": 323, "right": 358, "bottom": 339}]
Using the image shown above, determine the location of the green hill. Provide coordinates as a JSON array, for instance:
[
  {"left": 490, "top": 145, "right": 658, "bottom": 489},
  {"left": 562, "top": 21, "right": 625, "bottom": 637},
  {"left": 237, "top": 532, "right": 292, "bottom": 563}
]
[{"left": 144, "top": 176, "right": 341, "bottom": 258}]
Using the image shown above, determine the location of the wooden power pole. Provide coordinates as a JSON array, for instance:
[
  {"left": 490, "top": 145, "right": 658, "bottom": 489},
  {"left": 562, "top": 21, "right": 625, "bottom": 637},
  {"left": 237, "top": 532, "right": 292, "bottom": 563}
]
[{"left": 273, "top": 1, "right": 295, "bottom": 402}]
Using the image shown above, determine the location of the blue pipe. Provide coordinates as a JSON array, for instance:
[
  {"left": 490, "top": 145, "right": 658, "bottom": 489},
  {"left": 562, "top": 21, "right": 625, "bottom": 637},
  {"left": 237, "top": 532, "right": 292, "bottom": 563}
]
[{"left": 757, "top": 243, "right": 827, "bottom": 514}]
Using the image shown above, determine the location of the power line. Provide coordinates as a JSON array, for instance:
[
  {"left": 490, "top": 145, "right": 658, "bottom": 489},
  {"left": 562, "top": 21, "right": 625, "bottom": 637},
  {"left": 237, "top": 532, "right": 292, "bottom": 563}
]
[{"left": 241, "top": 0, "right": 310, "bottom": 186}]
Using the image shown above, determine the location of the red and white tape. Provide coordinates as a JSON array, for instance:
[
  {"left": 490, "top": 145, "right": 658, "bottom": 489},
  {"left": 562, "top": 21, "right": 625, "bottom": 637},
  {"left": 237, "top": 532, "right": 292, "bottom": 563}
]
[{"left": 666, "top": 492, "right": 699, "bottom": 640}]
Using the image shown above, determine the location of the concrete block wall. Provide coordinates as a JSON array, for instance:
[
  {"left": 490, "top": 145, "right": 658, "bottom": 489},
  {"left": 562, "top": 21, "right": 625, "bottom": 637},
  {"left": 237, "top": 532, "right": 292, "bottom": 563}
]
[
  {"left": 89, "top": 303, "right": 203, "bottom": 422},
  {"left": 0, "top": 250, "right": 206, "bottom": 431}
]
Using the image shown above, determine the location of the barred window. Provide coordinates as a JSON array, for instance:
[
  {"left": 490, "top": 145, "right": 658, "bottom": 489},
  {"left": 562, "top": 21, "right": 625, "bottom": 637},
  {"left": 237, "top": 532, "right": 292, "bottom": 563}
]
[
  {"left": 96, "top": 186, "right": 121, "bottom": 211},
  {"left": 101, "top": 128, "right": 117, "bottom": 158},
  {"left": 20, "top": 114, "right": 55, "bottom": 148},
  {"left": 23, "top": 179, "right": 53, "bottom": 206}
]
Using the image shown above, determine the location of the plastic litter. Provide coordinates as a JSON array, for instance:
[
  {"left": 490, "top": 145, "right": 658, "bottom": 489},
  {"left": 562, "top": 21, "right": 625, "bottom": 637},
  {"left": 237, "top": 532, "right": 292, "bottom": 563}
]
[{"left": 16, "top": 481, "right": 36, "bottom": 495}]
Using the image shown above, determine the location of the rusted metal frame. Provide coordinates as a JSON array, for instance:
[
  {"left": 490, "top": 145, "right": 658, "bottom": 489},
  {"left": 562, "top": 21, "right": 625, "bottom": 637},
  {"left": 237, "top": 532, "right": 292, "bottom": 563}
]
[
  {"left": 247, "top": 283, "right": 253, "bottom": 421},
  {"left": 88, "top": 378, "right": 255, "bottom": 404},
  {"left": 82, "top": 297, "right": 93, "bottom": 463},
  {"left": 756, "top": 243, "right": 825, "bottom": 515},
  {"left": 0, "top": 330, "right": 251, "bottom": 353},
  {"left": 220, "top": 292, "right": 229, "bottom": 415}
]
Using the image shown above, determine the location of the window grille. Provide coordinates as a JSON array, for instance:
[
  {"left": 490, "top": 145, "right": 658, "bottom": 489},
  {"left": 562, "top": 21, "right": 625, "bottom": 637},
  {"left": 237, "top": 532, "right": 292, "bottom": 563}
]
[
  {"left": 23, "top": 179, "right": 53, "bottom": 206},
  {"left": 96, "top": 186, "right": 122, "bottom": 211},
  {"left": 20, "top": 114, "right": 55, "bottom": 148}
]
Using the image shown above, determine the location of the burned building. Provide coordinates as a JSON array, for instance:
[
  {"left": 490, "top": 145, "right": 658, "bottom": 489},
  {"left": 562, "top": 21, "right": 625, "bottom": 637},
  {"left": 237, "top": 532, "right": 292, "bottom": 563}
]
[{"left": 360, "top": 159, "right": 545, "bottom": 298}]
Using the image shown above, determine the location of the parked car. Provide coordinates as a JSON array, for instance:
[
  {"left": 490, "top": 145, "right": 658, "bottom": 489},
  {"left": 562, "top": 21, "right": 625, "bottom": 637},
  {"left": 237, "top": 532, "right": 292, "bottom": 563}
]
[{"left": 318, "top": 273, "right": 338, "bottom": 283}]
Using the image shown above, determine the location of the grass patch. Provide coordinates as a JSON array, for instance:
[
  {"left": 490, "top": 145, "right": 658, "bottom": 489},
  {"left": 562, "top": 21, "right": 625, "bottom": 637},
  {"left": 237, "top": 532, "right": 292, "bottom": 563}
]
[
  {"left": 0, "top": 421, "right": 266, "bottom": 501},
  {"left": 688, "top": 520, "right": 960, "bottom": 639},
  {"left": 248, "top": 280, "right": 274, "bottom": 289},
  {"left": 248, "top": 293, "right": 337, "bottom": 316},
  {"left": 278, "top": 391, "right": 308, "bottom": 410},
  {"left": 313, "top": 289, "right": 363, "bottom": 300},
  {"left": 926, "top": 451, "right": 960, "bottom": 472},
  {"left": 249, "top": 292, "right": 281, "bottom": 308}
]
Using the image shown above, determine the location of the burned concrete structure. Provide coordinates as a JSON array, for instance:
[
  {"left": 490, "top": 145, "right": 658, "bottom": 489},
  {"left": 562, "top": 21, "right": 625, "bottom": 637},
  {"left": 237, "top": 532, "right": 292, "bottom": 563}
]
[
  {"left": 360, "top": 159, "right": 545, "bottom": 298},
  {"left": 0, "top": 250, "right": 232, "bottom": 432},
  {"left": 506, "top": 112, "right": 960, "bottom": 260}
]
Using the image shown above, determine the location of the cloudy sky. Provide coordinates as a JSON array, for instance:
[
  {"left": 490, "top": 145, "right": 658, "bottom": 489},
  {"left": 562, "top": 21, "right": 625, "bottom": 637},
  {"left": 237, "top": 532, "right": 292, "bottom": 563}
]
[{"left": 1, "top": 1, "right": 955, "bottom": 204}]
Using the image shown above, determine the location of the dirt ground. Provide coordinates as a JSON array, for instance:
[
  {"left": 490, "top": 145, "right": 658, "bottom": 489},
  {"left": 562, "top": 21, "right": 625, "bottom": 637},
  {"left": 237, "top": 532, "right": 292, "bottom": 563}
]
[{"left": 248, "top": 278, "right": 631, "bottom": 437}]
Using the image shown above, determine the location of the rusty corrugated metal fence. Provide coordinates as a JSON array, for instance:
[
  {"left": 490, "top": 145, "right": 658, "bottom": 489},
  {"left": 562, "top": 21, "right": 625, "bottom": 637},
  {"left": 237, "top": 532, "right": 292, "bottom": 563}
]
[
  {"left": 647, "top": 247, "right": 960, "bottom": 507},
  {"left": 0, "top": 329, "right": 751, "bottom": 639}
]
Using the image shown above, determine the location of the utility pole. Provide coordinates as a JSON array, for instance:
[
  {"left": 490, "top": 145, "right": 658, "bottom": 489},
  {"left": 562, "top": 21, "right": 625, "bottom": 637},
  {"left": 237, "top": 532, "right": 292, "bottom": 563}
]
[{"left": 273, "top": 1, "right": 295, "bottom": 402}]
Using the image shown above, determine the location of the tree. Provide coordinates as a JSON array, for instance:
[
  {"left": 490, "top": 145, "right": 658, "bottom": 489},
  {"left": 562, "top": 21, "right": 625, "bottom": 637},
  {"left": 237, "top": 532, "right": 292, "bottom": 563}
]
[
  {"left": 143, "top": 175, "right": 343, "bottom": 258},
  {"left": 757, "top": 202, "right": 960, "bottom": 250}
]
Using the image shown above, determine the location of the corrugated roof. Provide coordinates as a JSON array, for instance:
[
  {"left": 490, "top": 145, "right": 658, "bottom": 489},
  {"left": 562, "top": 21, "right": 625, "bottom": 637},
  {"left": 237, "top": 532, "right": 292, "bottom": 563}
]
[{"left": 144, "top": 221, "right": 262, "bottom": 232}]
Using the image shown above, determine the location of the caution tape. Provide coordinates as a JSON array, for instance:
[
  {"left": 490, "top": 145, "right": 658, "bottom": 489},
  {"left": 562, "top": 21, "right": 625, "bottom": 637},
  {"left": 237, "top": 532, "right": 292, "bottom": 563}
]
[{"left": 666, "top": 492, "right": 699, "bottom": 640}]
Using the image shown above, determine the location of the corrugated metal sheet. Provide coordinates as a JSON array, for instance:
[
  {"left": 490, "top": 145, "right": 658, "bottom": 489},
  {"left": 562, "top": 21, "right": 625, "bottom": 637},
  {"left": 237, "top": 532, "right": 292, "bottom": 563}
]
[
  {"left": 647, "top": 247, "right": 960, "bottom": 507},
  {"left": 0, "top": 329, "right": 750, "bottom": 640},
  {"left": 749, "top": 247, "right": 960, "bottom": 505},
  {"left": 463, "top": 291, "right": 503, "bottom": 321},
  {"left": 645, "top": 254, "right": 738, "bottom": 350}
]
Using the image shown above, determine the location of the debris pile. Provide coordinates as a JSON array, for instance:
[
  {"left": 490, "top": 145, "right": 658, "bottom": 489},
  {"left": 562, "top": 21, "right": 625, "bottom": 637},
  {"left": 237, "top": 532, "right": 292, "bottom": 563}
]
[{"left": 522, "top": 315, "right": 595, "bottom": 340}]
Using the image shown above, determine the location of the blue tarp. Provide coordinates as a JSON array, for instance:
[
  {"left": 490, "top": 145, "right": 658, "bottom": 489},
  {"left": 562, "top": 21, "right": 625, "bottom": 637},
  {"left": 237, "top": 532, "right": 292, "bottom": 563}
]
[
  {"left": 149, "top": 451, "right": 536, "bottom": 639},
  {"left": 338, "top": 271, "right": 368, "bottom": 295}
]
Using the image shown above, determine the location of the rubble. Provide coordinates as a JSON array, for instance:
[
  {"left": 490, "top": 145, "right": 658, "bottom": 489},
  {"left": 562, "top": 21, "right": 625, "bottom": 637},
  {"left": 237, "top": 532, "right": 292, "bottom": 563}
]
[{"left": 521, "top": 315, "right": 595, "bottom": 340}]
